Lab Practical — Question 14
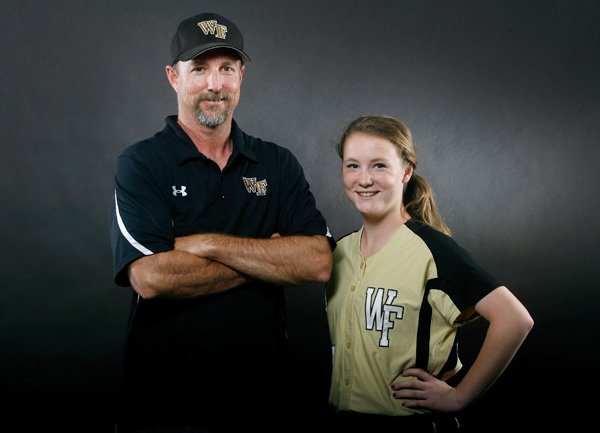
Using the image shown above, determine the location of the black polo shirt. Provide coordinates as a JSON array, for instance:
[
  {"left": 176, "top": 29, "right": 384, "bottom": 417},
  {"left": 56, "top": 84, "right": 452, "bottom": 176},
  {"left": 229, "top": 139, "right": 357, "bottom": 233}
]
[
  {"left": 109, "top": 115, "right": 332, "bottom": 426},
  {"left": 111, "top": 115, "right": 331, "bottom": 286}
]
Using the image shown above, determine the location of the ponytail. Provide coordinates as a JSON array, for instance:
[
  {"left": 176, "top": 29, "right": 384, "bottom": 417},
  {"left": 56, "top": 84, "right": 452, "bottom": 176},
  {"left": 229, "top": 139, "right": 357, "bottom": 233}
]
[{"left": 404, "top": 174, "right": 451, "bottom": 236}]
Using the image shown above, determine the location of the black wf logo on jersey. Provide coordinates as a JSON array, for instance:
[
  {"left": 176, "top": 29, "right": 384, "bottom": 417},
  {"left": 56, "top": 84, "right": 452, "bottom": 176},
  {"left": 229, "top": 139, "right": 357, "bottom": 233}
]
[{"left": 365, "top": 287, "right": 404, "bottom": 347}]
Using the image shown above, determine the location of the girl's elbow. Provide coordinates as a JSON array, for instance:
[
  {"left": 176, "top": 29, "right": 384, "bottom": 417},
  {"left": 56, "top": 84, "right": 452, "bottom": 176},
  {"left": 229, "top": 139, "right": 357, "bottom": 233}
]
[
  {"left": 523, "top": 313, "right": 535, "bottom": 334},
  {"left": 514, "top": 310, "right": 534, "bottom": 342}
]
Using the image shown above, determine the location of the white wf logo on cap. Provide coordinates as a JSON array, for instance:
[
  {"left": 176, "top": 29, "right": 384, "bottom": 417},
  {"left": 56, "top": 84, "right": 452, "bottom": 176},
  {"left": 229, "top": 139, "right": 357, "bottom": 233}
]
[{"left": 197, "top": 20, "right": 228, "bottom": 39}]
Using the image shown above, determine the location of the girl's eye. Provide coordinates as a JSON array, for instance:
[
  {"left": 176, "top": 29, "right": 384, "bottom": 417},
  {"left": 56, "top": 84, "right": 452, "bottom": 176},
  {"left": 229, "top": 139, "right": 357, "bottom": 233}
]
[
  {"left": 345, "top": 163, "right": 358, "bottom": 169},
  {"left": 374, "top": 163, "right": 386, "bottom": 169}
]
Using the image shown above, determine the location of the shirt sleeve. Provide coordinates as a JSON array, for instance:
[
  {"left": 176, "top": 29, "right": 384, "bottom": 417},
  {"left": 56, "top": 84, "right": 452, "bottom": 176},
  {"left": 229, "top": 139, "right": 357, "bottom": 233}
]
[
  {"left": 110, "top": 146, "right": 174, "bottom": 286},
  {"left": 275, "top": 148, "right": 334, "bottom": 247}
]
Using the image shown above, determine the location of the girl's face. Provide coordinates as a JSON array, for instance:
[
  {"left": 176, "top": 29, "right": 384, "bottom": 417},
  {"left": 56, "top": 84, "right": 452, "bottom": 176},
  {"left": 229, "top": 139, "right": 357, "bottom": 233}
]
[{"left": 342, "top": 132, "right": 412, "bottom": 223}]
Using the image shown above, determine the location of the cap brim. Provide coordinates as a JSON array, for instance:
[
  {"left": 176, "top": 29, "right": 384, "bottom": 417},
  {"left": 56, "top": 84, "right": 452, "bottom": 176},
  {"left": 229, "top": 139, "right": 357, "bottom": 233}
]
[{"left": 176, "top": 43, "right": 251, "bottom": 64}]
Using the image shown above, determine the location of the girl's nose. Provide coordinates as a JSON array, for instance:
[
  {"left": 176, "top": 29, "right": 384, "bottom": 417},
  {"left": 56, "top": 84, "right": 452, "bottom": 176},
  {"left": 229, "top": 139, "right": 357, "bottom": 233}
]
[{"left": 358, "top": 169, "right": 373, "bottom": 186}]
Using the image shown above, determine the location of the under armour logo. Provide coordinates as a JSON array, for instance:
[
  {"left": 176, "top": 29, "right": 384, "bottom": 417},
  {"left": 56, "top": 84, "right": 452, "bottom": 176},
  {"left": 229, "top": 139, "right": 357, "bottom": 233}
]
[
  {"left": 242, "top": 177, "right": 267, "bottom": 196},
  {"left": 197, "top": 20, "right": 228, "bottom": 39},
  {"left": 365, "top": 287, "right": 404, "bottom": 347},
  {"left": 172, "top": 186, "right": 188, "bottom": 197}
]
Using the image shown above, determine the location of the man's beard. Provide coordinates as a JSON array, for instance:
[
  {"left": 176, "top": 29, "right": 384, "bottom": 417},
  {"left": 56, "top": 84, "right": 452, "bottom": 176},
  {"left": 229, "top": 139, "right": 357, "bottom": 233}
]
[{"left": 194, "top": 91, "right": 231, "bottom": 128}]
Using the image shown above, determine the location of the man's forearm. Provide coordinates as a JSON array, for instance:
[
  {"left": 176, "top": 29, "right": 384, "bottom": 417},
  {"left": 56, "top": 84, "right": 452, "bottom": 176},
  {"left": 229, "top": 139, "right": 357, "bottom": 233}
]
[
  {"left": 175, "top": 233, "right": 332, "bottom": 286},
  {"left": 128, "top": 249, "right": 250, "bottom": 299}
]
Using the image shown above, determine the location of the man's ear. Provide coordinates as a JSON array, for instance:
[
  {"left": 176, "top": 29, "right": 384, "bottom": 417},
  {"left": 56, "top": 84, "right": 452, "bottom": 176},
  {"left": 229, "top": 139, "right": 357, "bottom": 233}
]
[{"left": 165, "top": 64, "right": 179, "bottom": 91}]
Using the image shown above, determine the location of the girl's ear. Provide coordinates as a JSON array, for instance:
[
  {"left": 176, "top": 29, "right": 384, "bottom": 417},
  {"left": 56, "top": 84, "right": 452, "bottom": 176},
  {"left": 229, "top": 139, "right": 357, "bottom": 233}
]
[{"left": 403, "top": 164, "right": 414, "bottom": 184}]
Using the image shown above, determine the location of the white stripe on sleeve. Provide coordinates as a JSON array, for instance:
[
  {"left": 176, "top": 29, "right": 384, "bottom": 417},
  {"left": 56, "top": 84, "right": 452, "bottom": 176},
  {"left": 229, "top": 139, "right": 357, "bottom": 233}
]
[{"left": 114, "top": 191, "right": 153, "bottom": 255}]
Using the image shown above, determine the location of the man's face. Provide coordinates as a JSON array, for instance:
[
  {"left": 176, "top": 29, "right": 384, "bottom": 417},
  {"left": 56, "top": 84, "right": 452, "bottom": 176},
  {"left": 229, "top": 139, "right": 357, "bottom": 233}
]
[{"left": 169, "top": 49, "right": 245, "bottom": 128}]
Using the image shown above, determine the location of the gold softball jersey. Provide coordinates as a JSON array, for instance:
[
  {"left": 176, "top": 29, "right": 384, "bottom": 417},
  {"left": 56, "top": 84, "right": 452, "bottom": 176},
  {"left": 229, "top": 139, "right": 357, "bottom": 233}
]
[{"left": 326, "top": 219, "right": 501, "bottom": 416}]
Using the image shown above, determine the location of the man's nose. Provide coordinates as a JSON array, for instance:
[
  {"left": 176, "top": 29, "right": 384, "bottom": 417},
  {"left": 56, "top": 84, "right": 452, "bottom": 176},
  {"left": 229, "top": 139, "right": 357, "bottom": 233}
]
[{"left": 206, "top": 70, "right": 223, "bottom": 91}]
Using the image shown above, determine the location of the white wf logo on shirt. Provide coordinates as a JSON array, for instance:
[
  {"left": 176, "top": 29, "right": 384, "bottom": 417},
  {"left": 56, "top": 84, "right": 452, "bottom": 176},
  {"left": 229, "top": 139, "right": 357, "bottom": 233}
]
[{"left": 365, "top": 287, "right": 404, "bottom": 347}]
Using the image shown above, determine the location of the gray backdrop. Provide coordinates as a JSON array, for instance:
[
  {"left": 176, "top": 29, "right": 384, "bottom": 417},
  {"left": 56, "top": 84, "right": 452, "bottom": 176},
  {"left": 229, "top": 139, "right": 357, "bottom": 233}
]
[{"left": 1, "top": 0, "right": 598, "bottom": 431}]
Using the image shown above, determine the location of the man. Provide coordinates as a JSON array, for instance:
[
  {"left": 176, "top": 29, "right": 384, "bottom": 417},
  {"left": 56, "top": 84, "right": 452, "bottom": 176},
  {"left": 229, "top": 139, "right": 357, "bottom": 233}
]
[{"left": 110, "top": 12, "right": 333, "bottom": 433}]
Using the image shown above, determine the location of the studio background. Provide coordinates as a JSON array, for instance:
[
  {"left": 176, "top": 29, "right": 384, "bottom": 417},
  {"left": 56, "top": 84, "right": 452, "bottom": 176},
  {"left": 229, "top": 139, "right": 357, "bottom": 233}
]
[{"left": 1, "top": 1, "right": 598, "bottom": 431}]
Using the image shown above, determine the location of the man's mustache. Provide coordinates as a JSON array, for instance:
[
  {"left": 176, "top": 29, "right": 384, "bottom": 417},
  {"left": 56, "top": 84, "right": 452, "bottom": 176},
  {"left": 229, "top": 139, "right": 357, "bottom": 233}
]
[{"left": 200, "top": 92, "right": 230, "bottom": 102}]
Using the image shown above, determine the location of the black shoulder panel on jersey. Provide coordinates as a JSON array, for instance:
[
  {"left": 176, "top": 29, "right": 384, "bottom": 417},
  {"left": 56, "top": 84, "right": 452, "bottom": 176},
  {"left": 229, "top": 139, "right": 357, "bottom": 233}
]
[{"left": 405, "top": 219, "right": 501, "bottom": 313}]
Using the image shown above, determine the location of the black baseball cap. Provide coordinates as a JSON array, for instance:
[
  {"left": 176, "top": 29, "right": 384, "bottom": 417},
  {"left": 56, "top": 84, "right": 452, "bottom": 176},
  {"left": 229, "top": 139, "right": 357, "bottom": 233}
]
[{"left": 170, "top": 12, "right": 251, "bottom": 65}]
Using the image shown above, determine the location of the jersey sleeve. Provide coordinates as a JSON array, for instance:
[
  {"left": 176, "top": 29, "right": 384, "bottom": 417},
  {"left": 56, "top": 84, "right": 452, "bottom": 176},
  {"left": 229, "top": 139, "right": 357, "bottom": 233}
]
[
  {"left": 110, "top": 147, "right": 174, "bottom": 287},
  {"left": 419, "top": 226, "right": 502, "bottom": 324}
]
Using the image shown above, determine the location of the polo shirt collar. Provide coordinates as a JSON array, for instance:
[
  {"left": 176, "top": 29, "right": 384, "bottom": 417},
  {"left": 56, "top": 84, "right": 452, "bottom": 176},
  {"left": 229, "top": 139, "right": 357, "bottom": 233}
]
[{"left": 164, "top": 115, "right": 258, "bottom": 165}]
